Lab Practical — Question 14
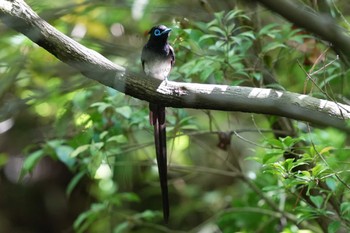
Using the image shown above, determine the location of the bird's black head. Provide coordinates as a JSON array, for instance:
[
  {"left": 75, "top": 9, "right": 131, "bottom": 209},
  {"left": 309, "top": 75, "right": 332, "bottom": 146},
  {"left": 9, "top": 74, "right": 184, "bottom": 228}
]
[{"left": 148, "top": 25, "right": 172, "bottom": 41}]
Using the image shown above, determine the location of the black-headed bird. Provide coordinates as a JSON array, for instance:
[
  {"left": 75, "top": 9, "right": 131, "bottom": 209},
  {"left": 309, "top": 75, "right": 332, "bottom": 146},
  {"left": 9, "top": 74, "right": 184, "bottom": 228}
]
[{"left": 141, "top": 25, "right": 175, "bottom": 222}]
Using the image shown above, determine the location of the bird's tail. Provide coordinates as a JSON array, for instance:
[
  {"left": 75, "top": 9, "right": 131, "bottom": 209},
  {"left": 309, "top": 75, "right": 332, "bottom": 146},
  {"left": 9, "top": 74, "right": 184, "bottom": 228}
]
[{"left": 149, "top": 103, "right": 169, "bottom": 222}]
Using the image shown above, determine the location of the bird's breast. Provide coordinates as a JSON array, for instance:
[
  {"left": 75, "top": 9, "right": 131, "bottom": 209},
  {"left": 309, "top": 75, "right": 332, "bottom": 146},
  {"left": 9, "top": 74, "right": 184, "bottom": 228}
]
[{"left": 143, "top": 58, "right": 172, "bottom": 80}]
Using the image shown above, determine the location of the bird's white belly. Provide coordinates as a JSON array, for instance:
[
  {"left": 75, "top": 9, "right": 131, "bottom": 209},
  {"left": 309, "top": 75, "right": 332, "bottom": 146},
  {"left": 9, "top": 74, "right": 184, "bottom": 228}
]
[{"left": 144, "top": 60, "right": 172, "bottom": 80}]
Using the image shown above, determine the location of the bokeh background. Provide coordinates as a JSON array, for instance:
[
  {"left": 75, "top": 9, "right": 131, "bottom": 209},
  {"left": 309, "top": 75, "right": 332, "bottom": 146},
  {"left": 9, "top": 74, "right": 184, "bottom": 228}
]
[{"left": 1, "top": 0, "right": 350, "bottom": 232}]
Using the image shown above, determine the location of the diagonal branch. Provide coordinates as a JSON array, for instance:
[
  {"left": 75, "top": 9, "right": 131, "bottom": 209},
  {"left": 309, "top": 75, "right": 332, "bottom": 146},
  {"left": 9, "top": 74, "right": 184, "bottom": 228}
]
[{"left": 1, "top": 0, "right": 350, "bottom": 132}]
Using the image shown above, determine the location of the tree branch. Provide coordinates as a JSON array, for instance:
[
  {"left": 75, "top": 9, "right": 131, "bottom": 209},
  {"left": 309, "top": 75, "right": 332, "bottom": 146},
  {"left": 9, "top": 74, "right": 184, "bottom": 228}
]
[
  {"left": 1, "top": 0, "right": 350, "bottom": 132},
  {"left": 254, "top": 0, "right": 350, "bottom": 66}
]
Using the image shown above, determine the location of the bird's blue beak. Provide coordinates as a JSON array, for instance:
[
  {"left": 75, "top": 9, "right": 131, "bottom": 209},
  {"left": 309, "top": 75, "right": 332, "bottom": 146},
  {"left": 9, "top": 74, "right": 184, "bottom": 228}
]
[{"left": 162, "top": 28, "right": 172, "bottom": 35}]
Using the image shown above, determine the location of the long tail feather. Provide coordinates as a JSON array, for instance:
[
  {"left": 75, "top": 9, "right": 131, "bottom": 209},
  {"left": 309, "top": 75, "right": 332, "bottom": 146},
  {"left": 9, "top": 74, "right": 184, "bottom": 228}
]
[{"left": 150, "top": 103, "right": 169, "bottom": 222}]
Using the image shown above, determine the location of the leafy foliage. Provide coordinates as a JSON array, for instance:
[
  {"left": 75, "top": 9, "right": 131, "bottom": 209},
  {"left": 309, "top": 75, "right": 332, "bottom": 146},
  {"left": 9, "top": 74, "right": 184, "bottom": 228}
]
[{"left": 2, "top": 1, "right": 350, "bottom": 233}]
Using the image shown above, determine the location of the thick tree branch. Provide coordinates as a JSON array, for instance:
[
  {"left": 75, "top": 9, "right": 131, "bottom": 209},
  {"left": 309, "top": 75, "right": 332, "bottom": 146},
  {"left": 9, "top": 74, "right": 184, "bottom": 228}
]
[
  {"left": 1, "top": 0, "right": 350, "bottom": 132},
  {"left": 255, "top": 0, "right": 350, "bottom": 65}
]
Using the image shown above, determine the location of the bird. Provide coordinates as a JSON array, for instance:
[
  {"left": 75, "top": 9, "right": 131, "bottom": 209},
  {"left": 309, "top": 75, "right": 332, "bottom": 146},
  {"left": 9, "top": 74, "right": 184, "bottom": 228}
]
[{"left": 141, "top": 25, "right": 175, "bottom": 222}]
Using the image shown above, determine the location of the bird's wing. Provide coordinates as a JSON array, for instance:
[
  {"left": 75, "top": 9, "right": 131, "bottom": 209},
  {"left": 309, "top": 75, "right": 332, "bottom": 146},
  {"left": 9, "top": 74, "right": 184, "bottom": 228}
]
[{"left": 169, "top": 45, "right": 175, "bottom": 67}]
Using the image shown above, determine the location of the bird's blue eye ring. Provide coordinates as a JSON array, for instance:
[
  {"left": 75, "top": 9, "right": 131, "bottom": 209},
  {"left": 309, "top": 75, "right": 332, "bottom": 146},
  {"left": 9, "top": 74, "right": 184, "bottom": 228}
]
[{"left": 154, "top": 29, "right": 161, "bottom": 36}]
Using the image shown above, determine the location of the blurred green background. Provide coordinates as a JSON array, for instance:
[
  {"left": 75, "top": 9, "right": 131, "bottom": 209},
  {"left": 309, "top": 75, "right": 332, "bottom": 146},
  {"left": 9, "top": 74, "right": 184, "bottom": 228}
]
[{"left": 1, "top": 0, "right": 350, "bottom": 232}]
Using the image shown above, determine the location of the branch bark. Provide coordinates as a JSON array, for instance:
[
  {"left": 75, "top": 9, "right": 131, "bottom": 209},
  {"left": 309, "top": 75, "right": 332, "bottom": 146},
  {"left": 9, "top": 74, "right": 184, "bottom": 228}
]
[{"left": 1, "top": 0, "right": 350, "bottom": 132}]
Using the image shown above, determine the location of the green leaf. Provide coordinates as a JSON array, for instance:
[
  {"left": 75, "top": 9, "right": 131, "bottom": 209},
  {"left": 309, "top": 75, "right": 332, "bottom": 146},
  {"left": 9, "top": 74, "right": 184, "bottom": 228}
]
[
  {"left": 56, "top": 145, "right": 75, "bottom": 169},
  {"left": 116, "top": 106, "right": 132, "bottom": 118},
  {"left": 261, "top": 42, "right": 286, "bottom": 53},
  {"left": 120, "top": 192, "right": 140, "bottom": 202},
  {"left": 310, "top": 195, "right": 323, "bottom": 209},
  {"left": 100, "top": 131, "right": 109, "bottom": 140},
  {"left": 258, "top": 23, "right": 279, "bottom": 36},
  {"left": 312, "top": 164, "right": 329, "bottom": 177},
  {"left": 251, "top": 72, "right": 262, "bottom": 81},
  {"left": 341, "top": 202, "right": 350, "bottom": 215},
  {"left": 91, "top": 102, "right": 112, "bottom": 113},
  {"left": 262, "top": 151, "right": 283, "bottom": 164},
  {"left": 295, "top": 206, "right": 319, "bottom": 223},
  {"left": 328, "top": 221, "right": 341, "bottom": 233},
  {"left": 239, "top": 31, "right": 255, "bottom": 40},
  {"left": 213, "top": 11, "right": 225, "bottom": 23},
  {"left": 91, "top": 142, "right": 104, "bottom": 151},
  {"left": 199, "top": 34, "right": 219, "bottom": 43},
  {"left": 230, "top": 79, "right": 245, "bottom": 86},
  {"left": 209, "top": 25, "right": 226, "bottom": 37},
  {"left": 47, "top": 139, "right": 65, "bottom": 148},
  {"left": 187, "top": 40, "right": 205, "bottom": 55},
  {"left": 200, "top": 66, "right": 216, "bottom": 81},
  {"left": 138, "top": 210, "right": 158, "bottom": 220},
  {"left": 262, "top": 185, "right": 282, "bottom": 192},
  {"left": 22, "top": 150, "right": 44, "bottom": 174},
  {"left": 265, "top": 138, "right": 283, "bottom": 148},
  {"left": 0, "top": 153, "right": 8, "bottom": 168},
  {"left": 107, "top": 135, "right": 128, "bottom": 143},
  {"left": 224, "top": 10, "right": 243, "bottom": 21},
  {"left": 66, "top": 170, "right": 85, "bottom": 197},
  {"left": 280, "top": 136, "right": 301, "bottom": 148},
  {"left": 71, "top": 144, "right": 90, "bottom": 157},
  {"left": 319, "top": 146, "right": 333, "bottom": 155},
  {"left": 74, "top": 203, "right": 107, "bottom": 233},
  {"left": 288, "top": 160, "right": 309, "bottom": 172},
  {"left": 113, "top": 222, "right": 129, "bottom": 233},
  {"left": 325, "top": 177, "right": 337, "bottom": 191}
]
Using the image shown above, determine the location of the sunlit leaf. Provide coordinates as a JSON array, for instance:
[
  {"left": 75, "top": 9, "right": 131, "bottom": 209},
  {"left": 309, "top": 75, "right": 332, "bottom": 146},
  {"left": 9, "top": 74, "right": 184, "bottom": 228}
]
[
  {"left": 71, "top": 144, "right": 90, "bottom": 157},
  {"left": 116, "top": 106, "right": 132, "bottom": 118},
  {"left": 56, "top": 145, "right": 75, "bottom": 169},
  {"left": 107, "top": 135, "right": 128, "bottom": 143},
  {"left": 319, "top": 146, "right": 334, "bottom": 155}
]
